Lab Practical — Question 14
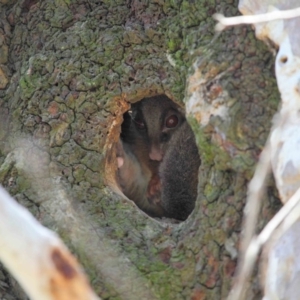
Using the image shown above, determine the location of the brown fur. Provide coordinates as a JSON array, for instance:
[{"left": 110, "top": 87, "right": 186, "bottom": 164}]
[{"left": 117, "top": 95, "right": 200, "bottom": 220}]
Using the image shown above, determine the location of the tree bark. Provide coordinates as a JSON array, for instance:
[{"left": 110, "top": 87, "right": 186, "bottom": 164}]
[{"left": 0, "top": 0, "right": 281, "bottom": 299}]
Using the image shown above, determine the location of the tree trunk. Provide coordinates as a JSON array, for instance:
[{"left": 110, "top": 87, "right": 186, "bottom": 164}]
[{"left": 0, "top": 0, "right": 281, "bottom": 299}]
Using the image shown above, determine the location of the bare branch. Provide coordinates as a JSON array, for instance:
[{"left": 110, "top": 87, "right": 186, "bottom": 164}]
[
  {"left": 229, "top": 185, "right": 300, "bottom": 300},
  {"left": 258, "top": 186, "right": 300, "bottom": 246},
  {"left": 214, "top": 7, "right": 300, "bottom": 31},
  {"left": 227, "top": 139, "right": 271, "bottom": 300},
  {"left": 0, "top": 186, "right": 100, "bottom": 300}
]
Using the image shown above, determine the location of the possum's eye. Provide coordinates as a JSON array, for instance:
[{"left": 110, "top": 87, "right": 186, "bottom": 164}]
[{"left": 165, "top": 115, "right": 178, "bottom": 128}]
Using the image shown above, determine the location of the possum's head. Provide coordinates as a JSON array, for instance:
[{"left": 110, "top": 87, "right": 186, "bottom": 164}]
[{"left": 131, "top": 95, "right": 185, "bottom": 161}]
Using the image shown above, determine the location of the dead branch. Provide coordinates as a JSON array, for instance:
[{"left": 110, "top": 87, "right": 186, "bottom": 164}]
[
  {"left": 0, "top": 186, "right": 100, "bottom": 300},
  {"left": 214, "top": 7, "right": 300, "bottom": 31},
  {"left": 227, "top": 139, "right": 271, "bottom": 300}
]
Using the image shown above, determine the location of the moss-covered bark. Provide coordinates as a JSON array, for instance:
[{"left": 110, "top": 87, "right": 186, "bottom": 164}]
[{"left": 0, "top": 0, "right": 281, "bottom": 299}]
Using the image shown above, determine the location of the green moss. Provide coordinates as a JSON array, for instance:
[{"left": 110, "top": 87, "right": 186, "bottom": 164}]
[
  {"left": 193, "top": 128, "right": 215, "bottom": 165},
  {"left": 16, "top": 175, "right": 31, "bottom": 191},
  {"left": 1, "top": 0, "right": 282, "bottom": 298},
  {"left": 147, "top": 269, "right": 176, "bottom": 299},
  {"left": 19, "top": 74, "right": 41, "bottom": 99},
  {"left": 167, "top": 38, "right": 181, "bottom": 53},
  {"left": 0, "top": 153, "right": 14, "bottom": 183},
  {"left": 204, "top": 183, "right": 220, "bottom": 202}
]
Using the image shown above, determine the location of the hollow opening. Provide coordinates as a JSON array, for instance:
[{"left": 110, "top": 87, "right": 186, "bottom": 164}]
[{"left": 116, "top": 95, "right": 200, "bottom": 221}]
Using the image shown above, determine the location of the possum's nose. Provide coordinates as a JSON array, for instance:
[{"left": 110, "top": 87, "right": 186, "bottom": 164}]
[{"left": 149, "top": 147, "right": 163, "bottom": 161}]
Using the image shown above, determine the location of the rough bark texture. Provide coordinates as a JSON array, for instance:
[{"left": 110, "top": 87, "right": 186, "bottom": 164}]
[{"left": 0, "top": 0, "right": 281, "bottom": 299}]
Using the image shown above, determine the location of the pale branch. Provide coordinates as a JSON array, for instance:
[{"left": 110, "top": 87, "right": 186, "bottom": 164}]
[
  {"left": 228, "top": 130, "right": 300, "bottom": 299},
  {"left": 227, "top": 139, "right": 271, "bottom": 300},
  {"left": 214, "top": 7, "right": 300, "bottom": 31},
  {"left": 0, "top": 186, "right": 100, "bottom": 300},
  {"left": 229, "top": 185, "right": 300, "bottom": 300},
  {"left": 241, "top": 139, "right": 272, "bottom": 254},
  {"left": 258, "top": 187, "right": 300, "bottom": 246}
]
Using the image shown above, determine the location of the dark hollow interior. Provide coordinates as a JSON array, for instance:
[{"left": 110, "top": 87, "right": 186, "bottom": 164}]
[{"left": 116, "top": 95, "right": 200, "bottom": 221}]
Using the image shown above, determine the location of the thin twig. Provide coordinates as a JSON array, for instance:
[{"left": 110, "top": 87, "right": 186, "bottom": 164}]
[
  {"left": 242, "top": 140, "right": 272, "bottom": 253},
  {"left": 228, "top": 132, "right": 300, "bottom": 300},
  {"left": 214, "top": 7, "right": 300, "bottom": 31},
  {"left": 227, "top": 139, "right": 272, "bottom": 300},
  {"left": 258, "top": 185, "right": 300, "bottom": 246},
  {"left": 229, "top": 185, "right": 300, "bottom": 300}
]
